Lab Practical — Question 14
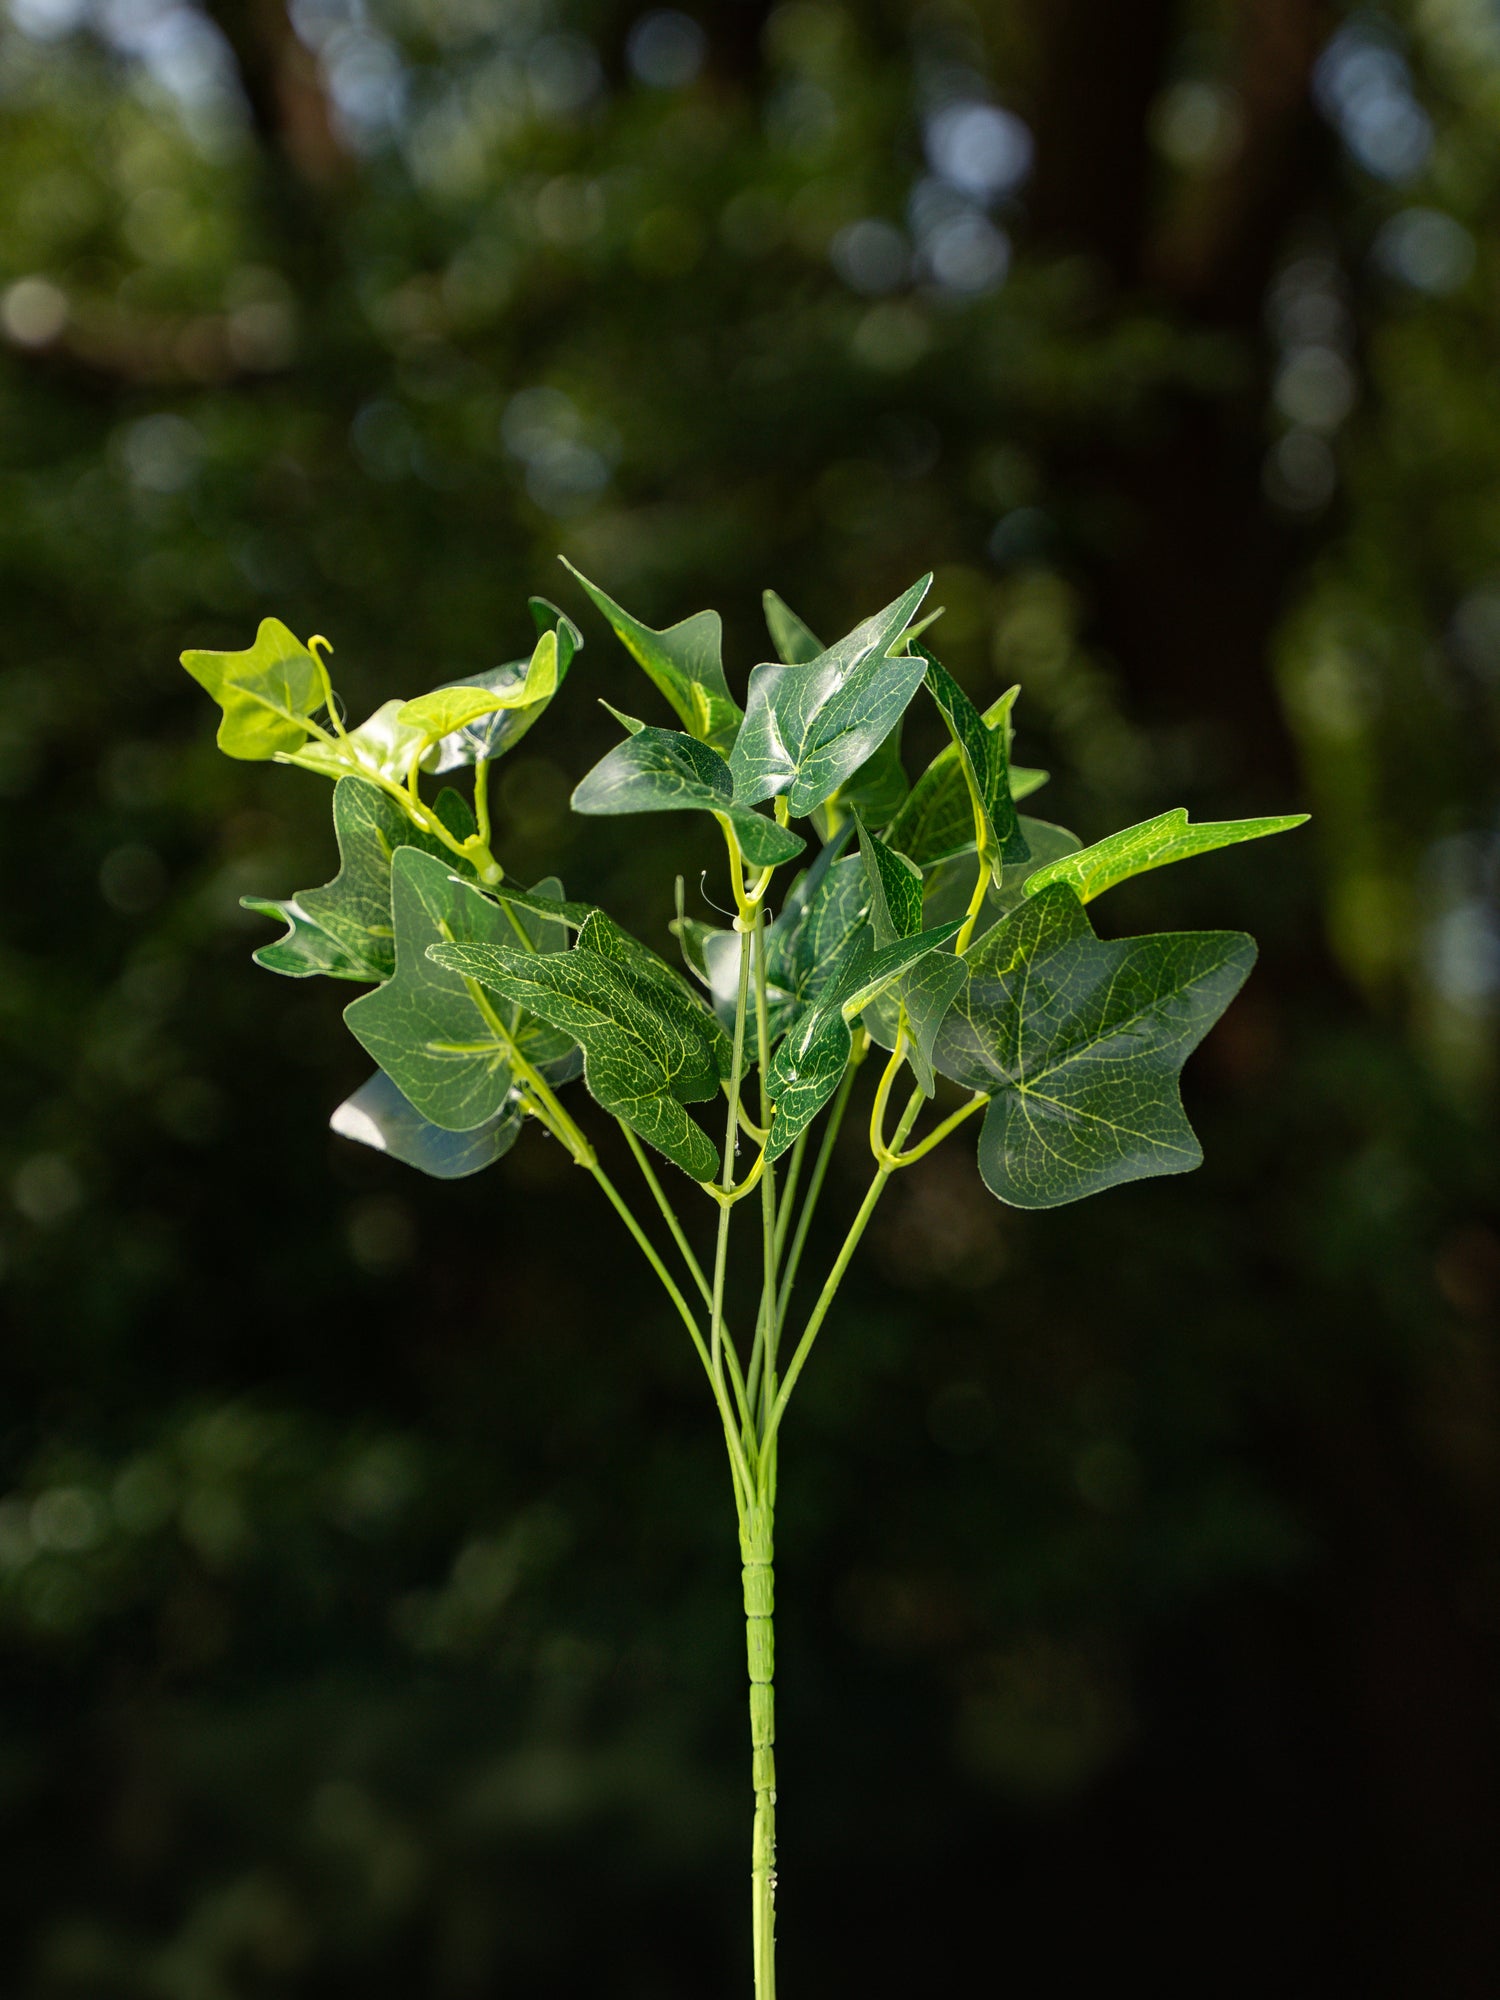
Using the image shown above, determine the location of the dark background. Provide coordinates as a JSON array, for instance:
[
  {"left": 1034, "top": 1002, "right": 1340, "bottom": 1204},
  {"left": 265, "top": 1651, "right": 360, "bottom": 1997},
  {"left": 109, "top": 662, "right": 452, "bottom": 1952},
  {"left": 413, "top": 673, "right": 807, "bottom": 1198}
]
[{"left": 3, "top": 0, "right": 1499, "bottom": 1993}]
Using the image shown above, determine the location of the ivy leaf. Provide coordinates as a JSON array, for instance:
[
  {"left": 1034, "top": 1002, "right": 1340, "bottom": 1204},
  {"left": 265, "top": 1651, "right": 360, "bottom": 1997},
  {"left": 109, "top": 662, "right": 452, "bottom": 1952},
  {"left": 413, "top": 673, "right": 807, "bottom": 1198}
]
[
  {"left": 887, "top": 688, "right": 1048, "bottom": 868},
  {"left": 1022, "top": 807, "right": 1311, "bottom": 905},
  {"left": 241, "top": 776, "right": 463, "bottom": 984},
  {"left": 429, "top": 919, "right": 728, "bottom": 1180},
  {"left": 730, "top": 575, "right": 932, "bottom": 815},
  {"left": 418, "top": 608, "right": 581, "bottom": 772},
  {"left": 344, "top": 850, "right": 574, "bottom": 1131},
  {"left": 181, "top": 618, "right": 324, "bottom": 760},
  {"left": 764, "top": 836, "right": 869, "bottom": 1028},
  {"left": 917, "top": 643, "right": 1029, "bottom": 866},
  {"left": 762, "top": 588, "right": 823, "bottom": 665},
  {"left": 571, "top": 727, "right": 805, "bottom": 868},
  {"left": 764, "top": 920, "right": 961, "bottom": 1157},
  {"left": 561, "top": 560, "right": 741, "bottom": 754},
  {"left": 467, "top": 879, "right": 595, "bottom": 931},
  {"left": 331, "top": 1071, "right": 524, "bottom": 1180},
  {"left": 855, "top": 817, "right": 923, "bottom": 943},
  {"left": 240, "top": 896, "right": 371, "bottom": 982},
  {"left": 920, "top": 816, "right": 1083, "bottom": 932},
  {"left": 932, "top": 883, "right": 1256, "bottom": 1208},
  {"left": 279, "top": 698, "right": 431, "bottom": 784}
]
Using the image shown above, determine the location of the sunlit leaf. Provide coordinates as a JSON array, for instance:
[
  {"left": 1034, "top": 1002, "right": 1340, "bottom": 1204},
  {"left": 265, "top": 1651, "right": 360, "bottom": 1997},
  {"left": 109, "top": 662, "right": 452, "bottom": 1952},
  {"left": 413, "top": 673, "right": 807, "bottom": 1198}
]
[
  {"left": 422, "top": 609, "right": 581, "bottom": 772},
  {"left": 331, "top": 1070, "right": 524, "bottom": 1179},
  {"left": 571, "top": 726, "right": 804, "bottom": 868},
  {"left": 345, "top": 849, "right": 574, "bottom": 1131},
  {"left": 280, "top": 698, "right": 432, "bottom": 784},
  {"left": 764, "top": 593, "right": 910, "bottom": 833},
  {"left": 562, "top": 560, "right": 741, "bottom": 754},
  {"left": 181, "top": 617, "right": 324, "bottom": 761},
  {"left": 730, "top": 575, "right": 932, "bottom": 815},
  {"left": 1023, "top": 807, "right": 1311, "bottom": 904},
  {"left": 932, "top": 884, "right": 1256, "bottom": 1208}
]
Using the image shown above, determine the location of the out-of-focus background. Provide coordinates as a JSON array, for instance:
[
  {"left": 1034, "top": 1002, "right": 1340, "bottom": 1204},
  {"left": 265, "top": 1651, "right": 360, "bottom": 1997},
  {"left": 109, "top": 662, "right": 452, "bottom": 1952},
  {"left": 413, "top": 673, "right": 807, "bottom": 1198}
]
[{"left": 2, "top": 0, "right": 1499, "bottom": 1992}]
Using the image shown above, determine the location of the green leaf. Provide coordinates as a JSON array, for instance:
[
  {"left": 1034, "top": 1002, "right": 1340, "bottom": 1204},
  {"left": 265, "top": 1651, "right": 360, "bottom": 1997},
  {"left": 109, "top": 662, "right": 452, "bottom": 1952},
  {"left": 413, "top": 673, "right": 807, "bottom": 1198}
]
[
  {"left": 862, "top": 951, "right": 968, "bottom": 1098},
  {"left": 331, "top": 1071, "right": 524, "bottom": 1179},
  {"left": 429, "top": 919, "right": 728, "bottom": 1180},
  {"left": 279, "top": 698, "right": 431, "bottom": 784},
  {"left": 932, "top": 883, "right": 1256, "bottom": 1208},
  {"left": 855, "top": 817, "right": 923, "bottom": 943},
  {"left": 762, "top": 588, "right": 823, "bottom": 665},
  {"left": 240, "top": 896, "right": 372, "bottom": 982},
  {"left": 917, "top": 643, "right": 1029, "bottom": 866},
  {"left": 887, "top": 688, "right": 1047, "bottom": 868},
  {"left": 417, "top": 611, "right": 581, "bottom": 772},
  {"left": 561, "top": 560, "right": 741, "bottom": 754},
  {"left": 571, "top": 727, "right": 804, "bottom": 868},
  {"left": 242, "top": 776, "right": 461, "bottom": 984},
  {"left": 345, "top": 849, "right": 574, "bottom": 1131},
  {"left": 467, "top": 879, "right": 596, "bottom": 931},
  {"left": 1022, "top": 807, "right": 1311, "bottom": 905},
  {"left": 181, "top": 618, "right": 324, "bottom": 760},
  {"left": 730, "top": 575, "right": 933, "bottom": 816},
  {"left": 764, "top": 920, "right": 961, "bottom": 1157},
  {"left": 763, "top": 835, "right": 869, "bottom": 1027},
  {"left": 920, "top": 816, "right": 1083, "bottom": 931}
]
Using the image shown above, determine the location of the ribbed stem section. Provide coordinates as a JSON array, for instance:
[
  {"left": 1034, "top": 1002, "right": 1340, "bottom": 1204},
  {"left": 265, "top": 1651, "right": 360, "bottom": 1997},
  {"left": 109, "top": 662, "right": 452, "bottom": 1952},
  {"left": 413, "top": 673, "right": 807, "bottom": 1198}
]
[{"left": 741, "top": 1510, "right": 776, "bottom": 2000}]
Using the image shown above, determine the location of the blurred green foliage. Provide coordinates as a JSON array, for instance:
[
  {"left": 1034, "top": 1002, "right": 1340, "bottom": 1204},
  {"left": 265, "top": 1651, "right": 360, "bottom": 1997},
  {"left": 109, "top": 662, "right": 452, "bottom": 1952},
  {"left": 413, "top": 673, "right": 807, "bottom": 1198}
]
[{"left": 1, "top": 0, "right": 1499, "bottom": 1992}]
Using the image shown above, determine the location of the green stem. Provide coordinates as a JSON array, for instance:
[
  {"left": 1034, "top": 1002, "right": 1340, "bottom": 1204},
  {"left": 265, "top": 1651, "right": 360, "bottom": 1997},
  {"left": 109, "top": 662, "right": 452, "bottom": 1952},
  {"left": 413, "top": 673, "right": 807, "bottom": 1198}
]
[
  {"left": 774, "top": 1055, "right": 858, "bottom": 1333},
  {"left": 742, "top": 1497, "right": 776, "bottom": 2000},
  {"left": 761, "top": 1086, "right": 924, "bottom": 1461}
]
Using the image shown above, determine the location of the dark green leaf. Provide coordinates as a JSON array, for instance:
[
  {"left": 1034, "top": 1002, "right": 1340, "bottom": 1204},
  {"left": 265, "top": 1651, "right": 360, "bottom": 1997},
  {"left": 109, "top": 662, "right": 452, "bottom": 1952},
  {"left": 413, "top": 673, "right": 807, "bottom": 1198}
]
[
  {"left": 429, "top": 920, "right": 727, "bottom": 1179},
  {"left": 345, "top": 850, "right": 573, "bottom": 1131},
  {"left": 921, "top": 817, "right": 1083, "bottom": 931},
  {"left": 932, "top": 884, "right": 1256, "bottom": 1208},
  {"left": 856, "top": 817, "right": 923, "bottom": 943},
  {"left": 331, "top": 1071, "right": 524, "bottom": 1179},
  {"left": 561, "top": 560, "right": 741, "bottom": 754},
  {"left": 571, "top": 726, "right": 804, "bottom": 868},
  {"left": 730, "top": 575, "right": 932, "bottom": 816},
  {"left": 914, "top": 643, "right": 1029, "bottom": 866},
  {"left": 181, "top": 617, "right": 324, "bottom": 761},
  {"left": 1023, "top": 807, "right": 1311, "bottom": 905},
  {"left": 887, "top": 691, "right": 1048, "bottom": 868},
  {"left": 862, "top": 952, "right": 968, "bottom": 1098},
  {"left": 764, "top": 836, "right": 869, "bottom": 1026},
  {"left": 243, "top": 776, "right": 459, "bottom": 985}
]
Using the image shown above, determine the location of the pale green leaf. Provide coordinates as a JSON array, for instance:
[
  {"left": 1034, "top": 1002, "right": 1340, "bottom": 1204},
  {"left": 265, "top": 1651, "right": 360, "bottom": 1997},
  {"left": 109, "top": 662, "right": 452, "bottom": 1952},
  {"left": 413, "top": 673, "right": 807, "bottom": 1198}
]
[
  {"left": 181, "top": 617, "right": 324, "bottom": 761},
  {"left": 279, "top": 698, "right": 431, "bottom": 784},
  {"left": 331, "top": 1071, "right": 524, "bottom": 1179},
  {"left": 561, "top": 560, "right": 741, "bottom": 754},
  {"left": 1023, "top": 807, "right": 1311, "bottom": 905},
  {"left": 932, "top": 883, "right": 1256, "bottom": 1208}
]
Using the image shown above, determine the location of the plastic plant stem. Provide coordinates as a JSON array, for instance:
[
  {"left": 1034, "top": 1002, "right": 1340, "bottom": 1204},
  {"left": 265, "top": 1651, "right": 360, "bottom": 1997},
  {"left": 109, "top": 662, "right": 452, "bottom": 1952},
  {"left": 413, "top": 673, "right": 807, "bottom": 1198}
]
[
  {"left": 774, "top": 1056, "right": 859, "bottom": 1332},
  {"left": 742, "top": 907, "right": 782, "bottom": 1430},
  {"left": 886, "top": 1090, "right": 989, "bottom": 1170},
  {"left": 761, "top": 1086, "right": 925, "bottom": 1458},
  {"left": 742, "top": 1489, "right": 776, "bottom": 2000},
  {"left": 710, "top": 903, "right": 756, "bottom": 1425}
]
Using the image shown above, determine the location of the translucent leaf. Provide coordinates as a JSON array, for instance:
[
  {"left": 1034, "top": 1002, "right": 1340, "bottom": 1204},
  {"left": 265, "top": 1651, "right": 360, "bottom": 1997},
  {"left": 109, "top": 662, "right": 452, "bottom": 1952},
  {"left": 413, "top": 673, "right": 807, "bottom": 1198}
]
[
  {"left": 1023, "top": 807, "right": 1311, "bottom": 905},
  {"left": 181, "top": 617, "right": 323, "bottom": 761},
  {"left": 730, "top": 575, "right": 932, "bottom": 816},
  {"left": 932, "top": 884, "right": 1256, "bottom": 1208},
  {"left": 418, "top": 613, "right": 580, "bottom": 772},
  {"left": 571, "top": 726, "right": 804, "bottom": 868},
  {"left": 331, "top": 1071, "right": 524, "bottom": 1179},
  {"left": 561, "top": 560, "right": 741, "bottom": 754},
  {"left": 280, "top": 698, "right": 431, "bottom": 784}
]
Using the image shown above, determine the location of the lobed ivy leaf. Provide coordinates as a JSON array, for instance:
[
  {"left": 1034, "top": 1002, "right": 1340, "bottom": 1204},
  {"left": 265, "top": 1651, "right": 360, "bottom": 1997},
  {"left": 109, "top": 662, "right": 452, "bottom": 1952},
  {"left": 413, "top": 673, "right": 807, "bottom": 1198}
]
[
  {"left": 1022, "top": 807, "right": 1311, "bottom": 905},
  {"left": 730, "top": 575, "right": 932, "bottom": 816},
  {"left": 917, "top": 643, "right": 1029, "bottom": 867},
  {"left": 562, "top": 560, "right": 741, "bottom": 754},
  {"left": 331, "top": 1070, "right": 525, "bottom": 1179},
  {"left": 764, "top": 838, "right": 870, "bottom": 1031},
  {"left": 855, "top": 816, "right": 963, "bottom": 1094},
  {"left": 181, "top": 618, "right": 324, "bottom": 760},
  {"left": 420, "top": 606, "right": 581, "bottom": 772},
  {"left": 932, "top": 883, "right": 1256, "bottom": 1208},
  {"left": 571, "top": 726, "right": 805, "bottom": 868},
  {"left": 429, "top": 917, "right": 728, "bottom": 1180},
  {"left": 344, "top": 849, "right": 575, "bottom": 1131},
  {"left": 855, "top": 816, "right": 923, "bottom": 943},
  {"left": 764, "top": 592, "right": 910, "bottom": 832},
  {"left": 764, "top": 919, "right": 961, "bottom": 1157},
  {"left": 762, "top": 588, "right": 822, "bottom": 665},
  {"left": 241, "top": 776, "right": 468, "bottom": 984}
]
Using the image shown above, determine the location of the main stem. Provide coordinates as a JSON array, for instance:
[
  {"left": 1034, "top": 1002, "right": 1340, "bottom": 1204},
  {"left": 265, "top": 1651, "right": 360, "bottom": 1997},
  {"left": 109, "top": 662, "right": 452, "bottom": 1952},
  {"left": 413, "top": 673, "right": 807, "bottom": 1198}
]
[{"left": 742, "top": 1496, "right": 776, "bottom": 2000}]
